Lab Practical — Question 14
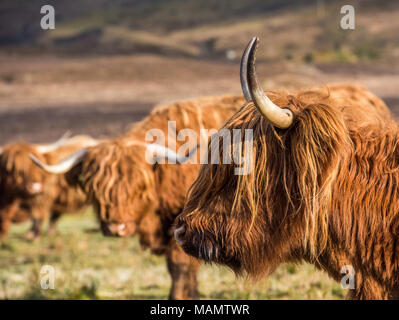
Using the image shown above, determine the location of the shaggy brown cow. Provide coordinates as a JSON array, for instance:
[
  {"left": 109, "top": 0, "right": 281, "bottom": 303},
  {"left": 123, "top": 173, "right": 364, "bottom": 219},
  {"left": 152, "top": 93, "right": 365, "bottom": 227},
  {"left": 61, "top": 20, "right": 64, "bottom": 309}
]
[
  {"left": 0, "top": 135, "right": 98, "bottom": 240},
  {"left": 30, "top": 96, "right": 246, "bottom": 299},
  {"left": 175, "top": 38, "right": 398, "bottom": 300}
]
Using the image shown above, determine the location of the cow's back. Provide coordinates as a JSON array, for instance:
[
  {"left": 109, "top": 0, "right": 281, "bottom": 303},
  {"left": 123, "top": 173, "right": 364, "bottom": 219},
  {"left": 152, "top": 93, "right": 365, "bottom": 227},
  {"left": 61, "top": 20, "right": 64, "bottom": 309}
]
[{"left": 319, "top": 84, "right": 394, "bottom": 129}]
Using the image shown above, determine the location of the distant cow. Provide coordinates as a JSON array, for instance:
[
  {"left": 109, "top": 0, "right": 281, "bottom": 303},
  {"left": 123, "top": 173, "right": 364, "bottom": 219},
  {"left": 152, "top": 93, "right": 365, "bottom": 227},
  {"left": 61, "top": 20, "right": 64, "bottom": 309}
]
[
  {"left": 30, "top": 96, "right": 246, "bottom": 299},
  {"left": 0, "top": 134, "right": 98, "bottom": 240},
  {"left": 175, "top": 38, "right": 398, "bottom": 299}
]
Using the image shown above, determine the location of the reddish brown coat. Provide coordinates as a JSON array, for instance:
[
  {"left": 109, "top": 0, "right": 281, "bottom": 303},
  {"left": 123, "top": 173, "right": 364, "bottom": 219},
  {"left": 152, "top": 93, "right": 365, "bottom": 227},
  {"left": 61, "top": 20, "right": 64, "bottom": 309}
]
[{"left": 176, "top": 85, "right": 398, "bottom": 299}]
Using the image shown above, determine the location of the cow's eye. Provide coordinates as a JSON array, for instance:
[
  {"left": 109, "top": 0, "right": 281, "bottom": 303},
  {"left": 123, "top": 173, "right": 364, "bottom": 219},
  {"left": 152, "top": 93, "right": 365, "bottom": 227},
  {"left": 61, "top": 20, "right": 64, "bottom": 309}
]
[{"left": 20, "top": 203, "right": 30, "bottom": 210}]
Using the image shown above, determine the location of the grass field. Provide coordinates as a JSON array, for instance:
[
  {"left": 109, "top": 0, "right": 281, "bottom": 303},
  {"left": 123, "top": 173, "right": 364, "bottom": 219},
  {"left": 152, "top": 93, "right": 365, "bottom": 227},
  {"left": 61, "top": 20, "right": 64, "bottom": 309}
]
[{"left": 0, "top": 209, "right": 345, "bottom": 300}]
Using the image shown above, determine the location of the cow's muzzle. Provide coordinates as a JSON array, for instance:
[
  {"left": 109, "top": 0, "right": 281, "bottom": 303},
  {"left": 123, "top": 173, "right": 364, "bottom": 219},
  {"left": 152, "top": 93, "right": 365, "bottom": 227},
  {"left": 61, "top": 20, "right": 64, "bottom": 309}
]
[
  {"left": 101, "top": 221, "right": 136, "bottom": 237},
  {"left": 175, "top": 225, "right": 220, "bottom": 262},
  {"left": 174, "top": 225, "right": 186, "bottom": 246}
]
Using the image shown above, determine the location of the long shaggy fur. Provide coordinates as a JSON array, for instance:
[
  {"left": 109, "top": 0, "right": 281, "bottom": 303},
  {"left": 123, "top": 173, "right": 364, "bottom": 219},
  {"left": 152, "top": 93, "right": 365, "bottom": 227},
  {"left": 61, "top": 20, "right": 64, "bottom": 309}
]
[{"left": 176, "top": 85, "right": 399, "bottom": 299}]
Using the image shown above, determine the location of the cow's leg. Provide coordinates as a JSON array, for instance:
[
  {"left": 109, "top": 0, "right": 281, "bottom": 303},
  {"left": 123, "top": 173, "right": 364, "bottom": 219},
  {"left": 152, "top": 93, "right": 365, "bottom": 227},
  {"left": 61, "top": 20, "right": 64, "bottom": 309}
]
[
  {"left": 0, "top": 215, "right": 11, "bottom": 240},
  {"left": 0, "top": 201, "right": 19, "bottom": 240},
  {"left": 48, "top": 211, "right": 62, "bottom": 235},
  {"left": 25, "top": 218, "right": 44, "bottom": 240},
  {"left": 166, "top": 238, "right": 199, "bottom": 300},
  {"left": 25, "top": 204, "right": 51, "bottom": 240}
]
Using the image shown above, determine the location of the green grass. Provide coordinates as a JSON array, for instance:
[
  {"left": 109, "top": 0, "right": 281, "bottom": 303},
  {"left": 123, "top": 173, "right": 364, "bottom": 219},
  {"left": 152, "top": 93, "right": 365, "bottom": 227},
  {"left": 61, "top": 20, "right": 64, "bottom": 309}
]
[{"left": 0, "top": 210, "right": 344, "bottom": 300}]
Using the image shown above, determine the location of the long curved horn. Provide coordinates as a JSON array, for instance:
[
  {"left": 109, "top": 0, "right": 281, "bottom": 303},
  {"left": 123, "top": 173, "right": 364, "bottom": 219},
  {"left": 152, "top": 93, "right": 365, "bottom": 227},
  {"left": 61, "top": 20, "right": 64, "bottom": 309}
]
[
  {"left": 146, "top": 143, "right": 198, "bottom": 164},
  {"left": 240, "top": 38, "right": 256, "bottom": 102},
  {"left": 35, "top": 131, "right": 72, "bottom": 153},
  {"left": 243, "top": 37, "right": 294, "bottom": 129},
  {"left": 147, "top": 144, "right": 185, "bottom": 163},
  {"left": 126, "top": 140, "right": 197, "bottom": 164},
  {"left": 29, "top": 148, "right": 87, "bottom": 174}
]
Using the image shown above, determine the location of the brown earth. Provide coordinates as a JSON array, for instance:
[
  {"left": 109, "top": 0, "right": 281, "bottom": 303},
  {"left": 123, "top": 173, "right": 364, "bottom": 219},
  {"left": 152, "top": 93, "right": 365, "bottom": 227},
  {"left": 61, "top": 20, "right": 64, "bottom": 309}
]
[{"left": 0, "top": 53, "right": 398, "bottom": 145}]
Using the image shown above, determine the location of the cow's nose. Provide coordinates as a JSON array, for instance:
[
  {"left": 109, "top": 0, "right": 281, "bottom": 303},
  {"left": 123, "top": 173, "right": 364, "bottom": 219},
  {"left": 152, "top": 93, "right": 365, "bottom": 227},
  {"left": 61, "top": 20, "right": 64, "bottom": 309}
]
[
  {"left": 27, "top": 182, "right": 43, "bottom": 194},
  {"left": 174, "top": 225, "right": 186, "bottom": 245},
  {"left": 105, "top": 223, "right": 127, "bottom": 237}
]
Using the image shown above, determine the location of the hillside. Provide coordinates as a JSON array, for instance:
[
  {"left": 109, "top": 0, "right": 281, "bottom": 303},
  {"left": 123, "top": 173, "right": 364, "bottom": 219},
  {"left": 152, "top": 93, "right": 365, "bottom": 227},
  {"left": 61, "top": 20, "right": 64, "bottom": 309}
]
[{"left": 1, "top": 0, "right": 398, "bottom": 63}]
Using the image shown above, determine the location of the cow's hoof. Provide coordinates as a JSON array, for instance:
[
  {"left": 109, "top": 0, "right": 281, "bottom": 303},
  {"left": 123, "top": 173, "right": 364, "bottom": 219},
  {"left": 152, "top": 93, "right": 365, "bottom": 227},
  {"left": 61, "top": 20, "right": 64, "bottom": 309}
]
[
  {"left": 24, "top": 231, "right": 40, "bottom": 241},
  {"left": 47, "top": 228, "right": 57, "bottom": 236}
]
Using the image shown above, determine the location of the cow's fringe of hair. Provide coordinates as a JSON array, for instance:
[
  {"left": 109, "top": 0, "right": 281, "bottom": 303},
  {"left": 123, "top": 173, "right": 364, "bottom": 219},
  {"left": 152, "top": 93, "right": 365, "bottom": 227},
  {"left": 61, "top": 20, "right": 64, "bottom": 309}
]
[
  {"left": 0, "top": 143, "right": 40, "bottom": 180},
  {"left": 192, "top": 89, "right": 353, "bottom": 260},
  {"left": 78, "top": 140, "right": 155, "bottom": 220}
]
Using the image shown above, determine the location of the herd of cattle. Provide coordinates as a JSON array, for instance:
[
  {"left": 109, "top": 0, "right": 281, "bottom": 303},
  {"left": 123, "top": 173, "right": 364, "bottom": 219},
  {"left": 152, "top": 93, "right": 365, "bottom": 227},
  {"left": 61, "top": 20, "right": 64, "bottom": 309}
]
[{"left": 1, "top": 38, "right": 399, "bottom": 300}]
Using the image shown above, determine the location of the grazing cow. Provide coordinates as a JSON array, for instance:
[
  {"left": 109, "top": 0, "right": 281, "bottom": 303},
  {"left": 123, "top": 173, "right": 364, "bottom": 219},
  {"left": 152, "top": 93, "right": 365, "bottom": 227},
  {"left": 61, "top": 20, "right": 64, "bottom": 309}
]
[
  {"left": 175, "top": 38, "right": 398, "bottom": 299},
  {"left": 30, "top": 96, "right": 246, "bottom": 299},
  {"left": 0, "top": 134, "right": 98, "bottom": 240}
]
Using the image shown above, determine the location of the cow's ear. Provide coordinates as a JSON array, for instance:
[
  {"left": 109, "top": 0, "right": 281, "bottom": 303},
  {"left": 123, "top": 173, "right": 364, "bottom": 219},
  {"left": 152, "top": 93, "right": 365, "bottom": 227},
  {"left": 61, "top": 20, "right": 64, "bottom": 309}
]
[
  {"left": 65, "top": 162, "right": 83, "bottom": 187},
  {"left": 288, "top": 103, "right": 351, "bottom": 199},
  {"left": 289, "top": 103, "right": 350, "bottom": 181},
  {"left": 287, "top": 103, "right": 351, "bottom": 254}
]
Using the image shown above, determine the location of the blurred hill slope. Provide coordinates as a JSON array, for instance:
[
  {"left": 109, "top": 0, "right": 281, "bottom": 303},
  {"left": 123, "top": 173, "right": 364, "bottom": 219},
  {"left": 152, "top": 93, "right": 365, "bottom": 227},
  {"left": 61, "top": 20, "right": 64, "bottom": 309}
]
[{"left": 1, "top": 0, "right": 398, "bottom": 62}]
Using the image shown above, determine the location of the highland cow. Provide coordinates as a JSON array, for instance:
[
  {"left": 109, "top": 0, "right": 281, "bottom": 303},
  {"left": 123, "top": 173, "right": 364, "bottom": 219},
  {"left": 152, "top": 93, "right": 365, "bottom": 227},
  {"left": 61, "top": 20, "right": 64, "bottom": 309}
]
[
  {"left": 175, "top": 38, "right": 398, "bottom": 300},
  {"left": 0, "top": 134, "right": 98, "bottom": 240},
  {"left": 30, "top": 95, "right": 246, "bottom": 299}
]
